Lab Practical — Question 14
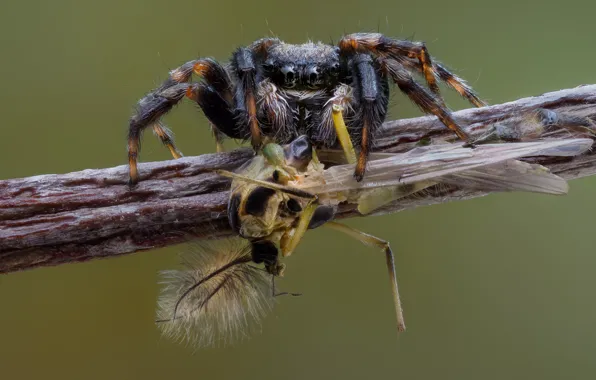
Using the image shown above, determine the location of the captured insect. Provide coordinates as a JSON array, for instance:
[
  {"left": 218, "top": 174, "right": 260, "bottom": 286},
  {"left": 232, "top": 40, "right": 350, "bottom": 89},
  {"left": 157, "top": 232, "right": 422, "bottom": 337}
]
[
  {"left": 127, "top": 33, "right": 486, "bottom": 185},
  {"left": 156, "top": 135, "right": 593, "bottom": 347}
]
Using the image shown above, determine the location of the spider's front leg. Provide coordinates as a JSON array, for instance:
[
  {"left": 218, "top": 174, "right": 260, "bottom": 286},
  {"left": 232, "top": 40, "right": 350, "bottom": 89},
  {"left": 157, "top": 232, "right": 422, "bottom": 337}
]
[
  {"left": 349, "top": 55, "right": 390, "bottom": 181},
  {"left": 127, "top": 59, "right": 234, "bottom": 185},
  {"left": 230, "top": 38, "right": 281, "bottom": 151},
  {"left": 381, "top": 58, "right": 472, "bottom": 143},
  {"left": 339, "top": 33, "right": 486, "bottom": 108}
]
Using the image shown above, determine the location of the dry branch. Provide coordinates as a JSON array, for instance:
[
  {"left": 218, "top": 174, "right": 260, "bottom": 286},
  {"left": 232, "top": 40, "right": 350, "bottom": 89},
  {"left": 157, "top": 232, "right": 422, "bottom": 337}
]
[{"left": 2, "top": 85, "right": 596, "bottom": 274}]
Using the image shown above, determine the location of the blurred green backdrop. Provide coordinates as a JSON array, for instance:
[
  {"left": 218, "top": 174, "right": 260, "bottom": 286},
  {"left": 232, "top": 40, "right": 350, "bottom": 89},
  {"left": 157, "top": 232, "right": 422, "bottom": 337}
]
[{"left": 1, "top": 0, "right": 596, "bottom": 379}]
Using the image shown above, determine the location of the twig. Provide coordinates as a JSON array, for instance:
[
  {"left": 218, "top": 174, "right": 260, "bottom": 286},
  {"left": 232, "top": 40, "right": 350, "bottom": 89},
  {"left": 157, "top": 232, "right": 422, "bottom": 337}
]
[{"left": 1, "top": 85, "right": 596, "bottom": 274}]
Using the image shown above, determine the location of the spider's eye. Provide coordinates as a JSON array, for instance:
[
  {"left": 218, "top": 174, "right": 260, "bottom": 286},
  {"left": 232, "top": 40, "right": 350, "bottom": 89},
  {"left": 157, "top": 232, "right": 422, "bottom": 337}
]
[
  {"left": 305, "top": 66, "right": 320, "bottom": 85},
  {"left": 281, "top": 65, "right": 296, "bottom": 86}
]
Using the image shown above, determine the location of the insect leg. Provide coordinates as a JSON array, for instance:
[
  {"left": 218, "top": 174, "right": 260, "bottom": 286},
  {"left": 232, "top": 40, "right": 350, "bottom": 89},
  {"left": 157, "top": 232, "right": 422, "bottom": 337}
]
[
  {"left": 324, "top": 221, "right": 405, "bottom": 333},
  {"left": 356, "top": 181, "right": 438, "bottom": 215},
  {"left": 279, "top": 201, "right": 318, "bottom": 257}
]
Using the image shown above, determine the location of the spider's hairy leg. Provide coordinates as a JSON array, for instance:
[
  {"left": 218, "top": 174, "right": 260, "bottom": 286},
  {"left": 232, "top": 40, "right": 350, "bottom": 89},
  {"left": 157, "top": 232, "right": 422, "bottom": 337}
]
[
  {"left": 210, "top": 123, "right": 225, "bottom": 153},
  {"left": 128, "top": 82, "right": 190, "bottom": 185},
  {"left": 232, "top": 48, "right": 262, "bottom": 150},
  {"left": 432, "top": 62, "right": 485, "bottom": 107},
  {"left": 352, "top": 55, "right": 389, "bottom": 182},
  {"left": 325, "top": 221, "right": 405, "bottom": 333},
  {"left": 339, "top": 33, "right": 442, "bottom": 102},
  {"left": 339, "top": 33, "right": 485, "bottom": 108},
  {"left": 231, "top": 38, "right": 281, "bottom": 150},
  {"left": 382, "top": 59, "right": 472, "bottom": 143},
  {"left": 127, "top": 58, "right": 232, "bottom": 185},
  {"left": 152, "top": 122, "right": 182, "bottom": 159},
  {"left": 403, "top": 59, "right": 487, "bottom": 108}
]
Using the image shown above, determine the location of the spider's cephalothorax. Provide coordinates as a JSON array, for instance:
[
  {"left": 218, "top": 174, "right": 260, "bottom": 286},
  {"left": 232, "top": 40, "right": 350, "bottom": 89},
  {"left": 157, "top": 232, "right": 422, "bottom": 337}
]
[{"left": 127, "top": 33, "right": 486, "bottom": 185}]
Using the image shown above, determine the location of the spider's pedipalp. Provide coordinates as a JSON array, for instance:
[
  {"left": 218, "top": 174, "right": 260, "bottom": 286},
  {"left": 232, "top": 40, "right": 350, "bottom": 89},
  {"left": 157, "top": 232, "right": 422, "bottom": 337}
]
[
  {"left": 256, "top": 79, "right": 294, "bottom": 140},
  {"left": 315, "top": 83, "right": 355, "bottom": 146}
]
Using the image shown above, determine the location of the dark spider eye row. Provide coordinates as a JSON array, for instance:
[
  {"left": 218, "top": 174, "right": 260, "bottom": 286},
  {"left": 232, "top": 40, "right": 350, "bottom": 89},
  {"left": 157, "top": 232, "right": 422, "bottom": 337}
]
[
  {"left": 127, "top": 33, "right": 486, "bottom": 186},
  {"left": 272, "top": 63, "right": 336, "bottom": 88}
]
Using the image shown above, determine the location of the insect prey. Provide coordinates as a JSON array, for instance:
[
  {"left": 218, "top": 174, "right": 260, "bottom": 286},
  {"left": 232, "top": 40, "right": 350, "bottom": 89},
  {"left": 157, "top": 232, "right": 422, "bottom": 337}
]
[{"left": 156, "top": 135, "right": 593, "bottom": 347}]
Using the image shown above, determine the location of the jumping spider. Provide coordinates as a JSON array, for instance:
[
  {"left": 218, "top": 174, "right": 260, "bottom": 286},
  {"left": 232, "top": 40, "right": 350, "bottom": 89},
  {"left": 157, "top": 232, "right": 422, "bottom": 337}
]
[{"left": 127, "top": 33, "right": 486, "bottom": 185}]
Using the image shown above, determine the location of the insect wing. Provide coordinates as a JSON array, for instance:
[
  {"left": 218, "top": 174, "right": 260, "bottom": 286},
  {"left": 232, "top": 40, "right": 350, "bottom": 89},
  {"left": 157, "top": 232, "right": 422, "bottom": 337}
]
[
  {"left": 440, "top": 160, "right": 569, "bottom": 195},
  {"left": 306, "top": 138, "right": 592, "bottom": 194}
]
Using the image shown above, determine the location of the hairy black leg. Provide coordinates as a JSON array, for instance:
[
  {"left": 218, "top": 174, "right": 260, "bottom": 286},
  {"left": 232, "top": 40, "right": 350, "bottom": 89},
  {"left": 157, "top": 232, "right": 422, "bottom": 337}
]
[
  {"left": 381, "top": 59, "right": 471, "bottom": 142},
  {"left": 230, "top": 39, "right": 281, "bottom": 150},
  {"left": 401, "top": 59, "right": 486, "bottom": 108},
  {"left": 339, "top": 33, "right": 485, "bottom": 108},
  {"left": 128, "top": 83, "right": 191, "bottom": 185},
  {"left": 209, "top": 123, "right": 225, "bottom": 153},
  {"left": 191, "top": 84, "right": 247, "bottom": 140},
  {"left": 231, "top": 47, "right": 262, "bottom": 150},
  {"left": 128, "top": 58, "right": 232, "bottom": 185},
  {"left": 351, "top": 55, "right": 389, "bottom": 182},
  {"left": 152, "top": 122, "right": 182, "bottom": 159}
]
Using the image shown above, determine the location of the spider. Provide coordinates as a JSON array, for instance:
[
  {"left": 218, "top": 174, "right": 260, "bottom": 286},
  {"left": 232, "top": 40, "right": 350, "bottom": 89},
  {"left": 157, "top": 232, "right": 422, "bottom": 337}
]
[{"left": 127, "top": 33, "right": 486, "bottom": 185}]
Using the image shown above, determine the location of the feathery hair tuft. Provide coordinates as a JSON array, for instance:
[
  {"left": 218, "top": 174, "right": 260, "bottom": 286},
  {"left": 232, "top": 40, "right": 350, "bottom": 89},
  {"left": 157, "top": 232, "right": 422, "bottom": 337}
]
[{"left": 156, "top": 237, "right": 274, "bottom": 348}]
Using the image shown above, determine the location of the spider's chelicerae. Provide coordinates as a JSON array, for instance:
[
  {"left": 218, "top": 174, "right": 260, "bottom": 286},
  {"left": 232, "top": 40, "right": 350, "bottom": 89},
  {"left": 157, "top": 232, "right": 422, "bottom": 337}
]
[{"left": 127, "top": 33, "right": 486, "bottom": 185}]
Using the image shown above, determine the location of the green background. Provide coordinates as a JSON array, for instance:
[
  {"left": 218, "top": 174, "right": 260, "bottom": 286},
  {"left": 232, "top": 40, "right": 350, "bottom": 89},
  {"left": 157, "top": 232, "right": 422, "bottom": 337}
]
[{"left": 1, "top": 0, "right": 596, "bottom": 379}]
